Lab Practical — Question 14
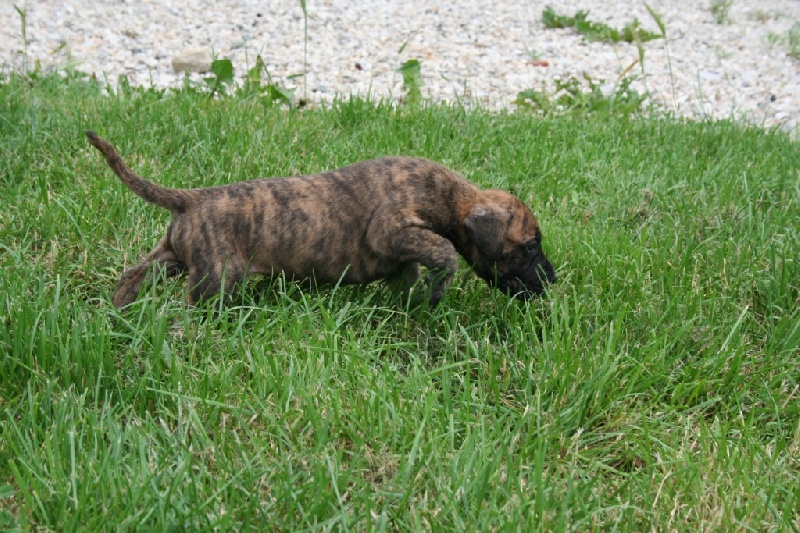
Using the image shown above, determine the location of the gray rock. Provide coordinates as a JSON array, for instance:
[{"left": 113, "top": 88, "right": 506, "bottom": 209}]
[
  {"left": 172, "top": 47, "right": 210, "bottom": 73},
  {"left": 699, "top": 70, "right": 721, "bottom": 81}
]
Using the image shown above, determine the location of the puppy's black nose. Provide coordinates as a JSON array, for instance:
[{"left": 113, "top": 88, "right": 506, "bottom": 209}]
[
  {"left": 537, "top": 260, "right": 557, "bottom": 285},
  {"left": 546, "top": 263, "right": 557, "bottom": 283}
]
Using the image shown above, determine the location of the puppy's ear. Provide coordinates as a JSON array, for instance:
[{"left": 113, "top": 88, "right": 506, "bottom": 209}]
[{"left": 463, "top": 206, "right": 512, "bottom": 261}]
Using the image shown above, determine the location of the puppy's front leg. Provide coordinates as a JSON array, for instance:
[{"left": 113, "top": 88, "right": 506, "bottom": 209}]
[{"left": 369, "top": 222, "right": 458, "bottom": 306}]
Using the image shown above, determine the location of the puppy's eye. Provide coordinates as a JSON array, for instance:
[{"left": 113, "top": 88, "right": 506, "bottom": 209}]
[{"left": 525, "top": 241, "right": 539, "bottom": 254}]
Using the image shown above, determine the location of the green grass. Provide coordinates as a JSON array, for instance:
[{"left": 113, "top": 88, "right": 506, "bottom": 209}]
[{"left": 1, "top": 73, "right": 799, "bottom": 531}]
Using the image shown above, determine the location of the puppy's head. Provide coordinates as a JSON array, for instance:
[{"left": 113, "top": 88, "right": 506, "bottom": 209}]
[{"left": 462, "top": 190, "right": 556, "bottom": 299}]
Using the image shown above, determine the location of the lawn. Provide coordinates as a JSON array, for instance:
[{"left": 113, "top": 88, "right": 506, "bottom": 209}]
[{"left": 0, "top": 72, "right": 798, "bottom": 530}]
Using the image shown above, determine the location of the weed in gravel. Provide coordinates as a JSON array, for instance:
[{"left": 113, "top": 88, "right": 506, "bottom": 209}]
[
  {"left": 710, "top": 0, "right": 734, "bottom": 24},
  {"left": 397, "top": 59, "right": 424, "bottom": 105},
  {"left": 526, "top": 48, "right": 544, "bottom": 61},
  {"left": 12, "top": 3, "right": 28, "bottom": 73},
  {"left": 748, "top": 9, "right": 784, "bottom": 22},
  {"left": 514, "top": 74, "right": 648, "bottom": 117},
  {"left": 715, "top": 45, "right": 733, "bottom": 59},
  {"left": 542, "top": 6, "right": 664, "bottom": 43},
  {"left": 767, "top": 22, "right": 800, "bottom": 60},
  {"left": 788, "top": 22, "right": 800, "bottom": 59},
  {"left": 397, "top": 36, "right": 424, "bottom": 105},
  {"left": 184, "top": 55, "right": 296, "bottom": 105},
  {"left": 643, "top": 3, "right": 677, "bottom": 105},
  {"left": 203, "top": 58, "right": 235, "bottom": 96},
  {"left": 240, "top": 55, "right": 296, "bottom": 106},
  {"left": 299, "top": 0, "right": 309, "bottom": 100}
]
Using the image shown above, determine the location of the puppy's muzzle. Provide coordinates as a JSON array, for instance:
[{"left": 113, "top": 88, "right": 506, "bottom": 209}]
[{"left": 496, "top": 256, "right": 557, "bottom": 300}]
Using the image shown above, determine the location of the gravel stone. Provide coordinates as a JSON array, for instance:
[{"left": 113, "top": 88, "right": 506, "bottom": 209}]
[
  {"left": 1, "top": 0, "right": 798, "bottom": 131},
  {"left": 172, "top": 47, "right": 211, "bottom": 73}
]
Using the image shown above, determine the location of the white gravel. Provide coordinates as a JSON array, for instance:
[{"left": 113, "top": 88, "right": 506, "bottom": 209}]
[{"left": 2, "top": 0, "right": 799, "bottom": 131}]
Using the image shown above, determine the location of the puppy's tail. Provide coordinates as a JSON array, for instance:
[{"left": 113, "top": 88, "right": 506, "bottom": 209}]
[{"left": 85, "top": 131, "right": 194, "bottom": 212}]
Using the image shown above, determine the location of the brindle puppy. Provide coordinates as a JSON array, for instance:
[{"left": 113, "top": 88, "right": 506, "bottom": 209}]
[{"left": 86, "top": 131, "right": 556, "bottom": 307}]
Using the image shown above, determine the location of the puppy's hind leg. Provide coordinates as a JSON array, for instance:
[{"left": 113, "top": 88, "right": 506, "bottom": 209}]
[
  {"left": 186, "top": 255, "right": 246, "bottom": 306},
  {"left": 113, "top": 235, "right": 185, "bottom": 308}
]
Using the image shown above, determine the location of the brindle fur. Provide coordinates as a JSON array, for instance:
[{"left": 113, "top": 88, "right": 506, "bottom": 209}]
[{"left": 85, "top": 131, "right": 556, "bottom": 308}]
